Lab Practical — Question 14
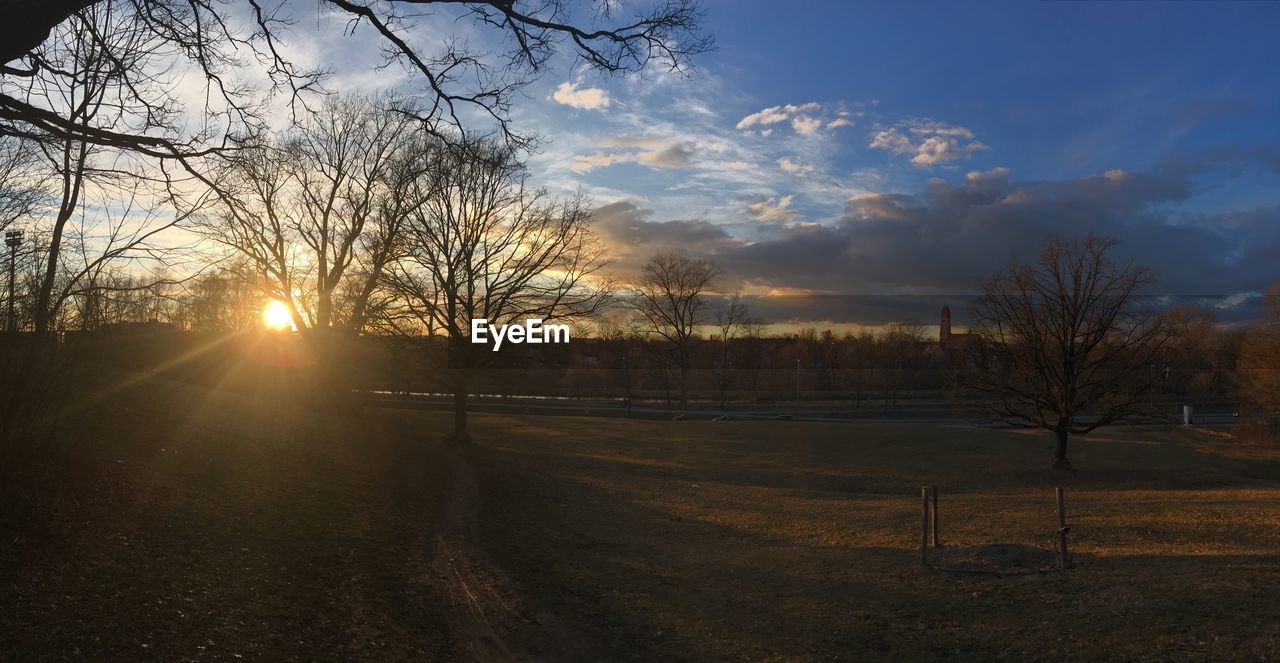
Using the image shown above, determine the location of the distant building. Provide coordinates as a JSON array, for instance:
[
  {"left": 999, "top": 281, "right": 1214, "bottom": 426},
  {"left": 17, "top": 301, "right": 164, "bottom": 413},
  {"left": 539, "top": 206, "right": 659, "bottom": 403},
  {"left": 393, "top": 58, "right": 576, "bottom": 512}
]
[{"left": 938, "top": 304, "right": 981, "bottom": 358}]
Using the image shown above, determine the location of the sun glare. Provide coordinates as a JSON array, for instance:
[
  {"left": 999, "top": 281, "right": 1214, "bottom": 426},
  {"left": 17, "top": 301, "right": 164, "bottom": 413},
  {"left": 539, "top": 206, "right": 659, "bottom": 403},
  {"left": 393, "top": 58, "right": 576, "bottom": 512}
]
[{"left": 262, "top": 300, "right": 294, "bottom": 331}]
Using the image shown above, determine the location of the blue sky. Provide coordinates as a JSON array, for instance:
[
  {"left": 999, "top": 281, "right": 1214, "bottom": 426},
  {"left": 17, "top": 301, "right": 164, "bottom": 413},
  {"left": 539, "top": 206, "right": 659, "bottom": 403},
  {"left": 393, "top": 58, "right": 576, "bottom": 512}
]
[{"left": 298, "top": 1, "right": 1280, "bottom": 325}]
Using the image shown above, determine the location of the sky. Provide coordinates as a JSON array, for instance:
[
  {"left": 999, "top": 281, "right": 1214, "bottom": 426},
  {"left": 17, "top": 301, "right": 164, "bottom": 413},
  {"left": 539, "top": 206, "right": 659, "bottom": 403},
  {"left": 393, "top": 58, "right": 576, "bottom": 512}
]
[{"left": 219, "top": 1, "right": 1280, "bottom": 328}]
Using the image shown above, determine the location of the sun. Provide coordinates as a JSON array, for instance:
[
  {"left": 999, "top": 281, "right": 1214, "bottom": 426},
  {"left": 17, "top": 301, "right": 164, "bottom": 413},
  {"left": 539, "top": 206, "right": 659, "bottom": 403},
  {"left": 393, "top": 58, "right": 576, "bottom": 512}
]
[{"left": 262, "top": 299, "right": 295, "bottom": 331}]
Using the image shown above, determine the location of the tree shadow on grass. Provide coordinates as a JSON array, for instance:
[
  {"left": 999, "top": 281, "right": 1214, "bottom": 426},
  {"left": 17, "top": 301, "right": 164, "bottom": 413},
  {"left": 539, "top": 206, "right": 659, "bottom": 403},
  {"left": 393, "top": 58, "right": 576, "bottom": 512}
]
[
  {"left": 472, "top": 415, "right": 1280, "bottom": 496},
  {"left": 462, "top": 433, "right": 1280, "bottom": 661},
  {"left": 0, "top": 381, "right": 459, "bottom": 661}
]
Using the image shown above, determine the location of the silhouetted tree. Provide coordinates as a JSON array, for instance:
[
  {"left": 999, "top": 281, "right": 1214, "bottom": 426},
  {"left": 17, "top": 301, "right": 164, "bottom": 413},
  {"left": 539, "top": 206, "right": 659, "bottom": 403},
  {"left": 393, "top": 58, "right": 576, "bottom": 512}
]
[
  {"left": 633, "top": 252, "right": 721, "bottom": 407},
  {"left": 3, "top": 2, "right": 196, "bottom": 454},
  {"left": 200, "top": 93, "right": 417, "bottom": 333},
  {"left": 19, "top": 1, "right": 194, "bottom": 335},
  {"left": 1239, "top": 284, "right": 1280, "bottom": 438},
  {"left": 715, "top": 294, "right": 754, "bottom": 408},
  {"left": 878, "top": 321, "right": 925, "bottom": 412},
  {"left": 969, "top": 235, "right": 1172, "bottom": 470},
  {"left": 0, "top": 136, "right": 42, "bottom": 232},
  {"left": 1162, "top": 306, "right": 1221, "bottom": 410},
  {"left": 382, "top": 136, "right": 610, "bottom": 442},
  {"left": 0, "top": 0, "right": 709, "bottom": 157}
]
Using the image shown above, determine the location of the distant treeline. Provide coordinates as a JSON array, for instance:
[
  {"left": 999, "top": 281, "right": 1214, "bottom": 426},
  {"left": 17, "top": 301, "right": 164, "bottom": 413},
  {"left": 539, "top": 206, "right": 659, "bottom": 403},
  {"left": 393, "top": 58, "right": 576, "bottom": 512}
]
[{"left": 31, "top": 314, "right": 1242, "bottom": 416}]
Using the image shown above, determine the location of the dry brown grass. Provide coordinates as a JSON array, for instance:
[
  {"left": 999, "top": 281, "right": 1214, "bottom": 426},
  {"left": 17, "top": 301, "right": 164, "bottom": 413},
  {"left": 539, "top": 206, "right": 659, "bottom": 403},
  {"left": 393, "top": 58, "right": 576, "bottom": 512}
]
[
  {"left": 1, "top": 374, "right": 456, "bottom": 661},
  {"left": 5, "top": 369, "right": 1278, "bottom": 661},
  {"left": 430, "top": 413, "right": 1280, "bottom": 661}
]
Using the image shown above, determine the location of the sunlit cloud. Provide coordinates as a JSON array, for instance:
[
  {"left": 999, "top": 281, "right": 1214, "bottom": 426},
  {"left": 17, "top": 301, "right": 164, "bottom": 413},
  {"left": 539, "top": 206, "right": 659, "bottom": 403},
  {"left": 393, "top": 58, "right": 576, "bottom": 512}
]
[
  {"left": 869, "top": 118, "right": 988, "bottom": 167},
  {"left": 736, "top": 102, "right": 859, "bottom": 139},
  {"left": 746, "top": 195, "right": 799, "bottom": 222},
  {"left": 566, "top": 137, "right": 697, "bottom": 172},
  {"left": 777, "top": 157, "right": 813, "bottom": 175},
  {"left": 568, "top": 152, "right": 632, "bottom": 172},
  {"left": 735, "top": 102, "right": 818, "bottom": 130},
  {"left": 551, "top": 79, "right": 611, "bottom": 110},
  {"left": 791, "top": 115, "right": 822, "bottom": 135}
]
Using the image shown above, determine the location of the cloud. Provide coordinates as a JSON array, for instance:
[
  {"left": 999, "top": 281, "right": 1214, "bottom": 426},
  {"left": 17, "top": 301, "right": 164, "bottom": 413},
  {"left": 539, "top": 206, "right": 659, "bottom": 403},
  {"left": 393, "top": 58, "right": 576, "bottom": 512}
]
[
  {"left": 736, "top": 102, "right": 818, "bottom": 130},
  {"left": 791, "top": 115, "right": 822, "bottom": 135},
  {"left": 589, "top": 201, "right": 741, "bottom": 275},
  {"left": 552, "top": 79, "right": 611, "bottom": 110},
  {"left": 567, "top": 137, "right": 697, "bottom": 172},
  {"left": 588, "top": 152, "right": 1280, "bottom": 323},
  {"left": 568, "top": 152, "right": 631, "bottom": 172},
  {"left": 746, "top": 195, "right": 799, "bottom": 222},
  {"left": 777, "top": 157, "right": 814, "bottom": 175},
  {"left": 728, "top": 161, "right": 1277, "bottom": 304},
  {"left": 638, "top": 143, "right": 696, "bottom": 168},
  {"left": 735, "top": 102, "right": 865, "bottom": 139},
  {"left": 869, "top": 118, "right": 988, "bottom": 168}
]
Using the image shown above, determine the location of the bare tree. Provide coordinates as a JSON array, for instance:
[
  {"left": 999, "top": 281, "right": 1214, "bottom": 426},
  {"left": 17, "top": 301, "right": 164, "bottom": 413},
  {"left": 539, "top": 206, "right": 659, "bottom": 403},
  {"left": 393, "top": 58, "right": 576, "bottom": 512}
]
[
  {"left": 0, "top": 137, "right": 44, "bottom": 232},
  {"left": 177, "top": 267, "right": 267, "bottom": 333},
  {"left": 1238, "top": 284, "right": 1280, "bottom": 434},
  {"left": 1162, "top": 306, "right": 1220, "bottom": 410},
  {"left": 1, "top": 1, "right": 710, "bottom": 158},
  {"left": 877, "top": 321, "right": 925, "bottom": 413},
  {"left": 14, "top": 1, "right": 197, "bottom": 335},
  {"left": 840, "top": 330, "right": 875, "bottom": 407},
  {"left": 634, "top": 252, "right": 721, "bottom": 406},
  {"left": 596, "top": 316, "right": 648, "bottom": 412},
  {"left": 714, "top": 293, "right": 752, "bottom": 409},
  {"left": 48, "top": 178, "right": 195, "bottom": 330},
  {"left": 969, "top": 235, "right": 1173, "bottom": 469},
  {"left": 382, "top": 135, "right": 611, "bottom": 442},
  {"left": 200, "top": 93, "right": 417, "bottom": 333},
  {"left": 4, "top": 3, "right": 196, "bottom": 449}
]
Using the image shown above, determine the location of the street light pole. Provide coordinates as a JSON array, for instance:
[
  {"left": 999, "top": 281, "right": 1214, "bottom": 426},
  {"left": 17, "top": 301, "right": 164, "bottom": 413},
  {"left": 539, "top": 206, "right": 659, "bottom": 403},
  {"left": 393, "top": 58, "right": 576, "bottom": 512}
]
[{"left": 6, "top": 229, "right": 23, "bottom": 334}]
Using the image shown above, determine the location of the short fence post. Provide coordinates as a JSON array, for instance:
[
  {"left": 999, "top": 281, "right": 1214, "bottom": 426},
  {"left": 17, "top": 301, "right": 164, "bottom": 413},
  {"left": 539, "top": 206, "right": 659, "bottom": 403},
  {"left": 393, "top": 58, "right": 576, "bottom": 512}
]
[
  {"left": 1055, "top": 487, "right": 1070, "bottom": 569},
  {"left": 920, "top": 485, "right": 930, "bottom": 567},
  {"left": 930, "top": 484, "right": 940, "bottom": 548}
]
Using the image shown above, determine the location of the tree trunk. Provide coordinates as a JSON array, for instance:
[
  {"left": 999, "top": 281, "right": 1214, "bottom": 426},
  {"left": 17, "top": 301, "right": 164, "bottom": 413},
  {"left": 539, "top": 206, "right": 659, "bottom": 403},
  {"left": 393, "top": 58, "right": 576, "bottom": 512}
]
[
  {"left": 36, "top": 140, "right": 87, "bottom": 335},
  {"left": 446, "top": 366, "right": 471, "bottom": 444},
  {"left": 1052, "top": 424, "right": 1073, "bottom": 470},
  {"left": 719, "top": 342, "right": 729, "bottom": 410},
  {"left": 316, "top": 290, "right": 332, "bottom": 329},
  {"left": 0, "top": 1, "right": 95, "bottom": 65},
  {"left": 679, "top": 364, "right": 689, "bottom": 407},
  {"left": 451, "top": 385, "right": 469, "bottom": 440}
]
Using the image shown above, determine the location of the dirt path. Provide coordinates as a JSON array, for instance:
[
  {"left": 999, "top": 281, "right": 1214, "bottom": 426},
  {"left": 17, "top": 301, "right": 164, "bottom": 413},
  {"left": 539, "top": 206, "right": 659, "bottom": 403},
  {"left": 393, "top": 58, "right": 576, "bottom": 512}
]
[
  {"left": 426, "top": 446, "right": 596, "bottom": 661},
  {"left": 428, "top": 453, "right": 525, "bottom": 661}
]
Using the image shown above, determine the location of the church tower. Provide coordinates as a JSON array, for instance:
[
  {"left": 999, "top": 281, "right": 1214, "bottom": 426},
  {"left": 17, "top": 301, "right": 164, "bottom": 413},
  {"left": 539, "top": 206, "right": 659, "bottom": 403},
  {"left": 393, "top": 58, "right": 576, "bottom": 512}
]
[{"left": 940, "top": 305, "right": 952, "bottom": 347}]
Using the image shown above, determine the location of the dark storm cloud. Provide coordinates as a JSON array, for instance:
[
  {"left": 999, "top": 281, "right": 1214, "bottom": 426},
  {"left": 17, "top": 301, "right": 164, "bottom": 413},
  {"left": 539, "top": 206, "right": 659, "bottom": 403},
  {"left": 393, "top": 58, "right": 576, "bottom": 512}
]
[
  {"left": 737, "top": 294, "right": 970, "bottom": 328},
  {"left": 591, "top": 201, "right": 741, "bottom": 276},
  {"left": 592, "top": 149, "right": 1280, "bottom": 325}
]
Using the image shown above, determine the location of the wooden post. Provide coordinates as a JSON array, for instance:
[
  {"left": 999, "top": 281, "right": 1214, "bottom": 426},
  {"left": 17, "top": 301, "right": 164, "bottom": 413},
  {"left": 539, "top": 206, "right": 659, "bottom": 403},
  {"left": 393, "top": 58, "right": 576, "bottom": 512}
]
[
  {"left": 921, "top": 486, "right": 930, "bottom": 567},
  {"left": 1055, "top": 487, "right": 1070, "bottom": 569},
  {"left": 930, "top": 484, "right": 940, "bottom": 548}
]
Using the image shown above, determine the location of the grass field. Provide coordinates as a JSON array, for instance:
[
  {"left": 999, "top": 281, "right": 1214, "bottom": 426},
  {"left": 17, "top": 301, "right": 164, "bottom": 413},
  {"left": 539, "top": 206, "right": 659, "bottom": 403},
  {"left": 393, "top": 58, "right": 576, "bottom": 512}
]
[
  {"left": 4, "top": 374, "right": 1279, "bottom": 661},
  {"left": 425, "top": 414, "right": 1280, "bottom": 661},
  {"left": 1, "top": 376, "right": 456, "bottom": 660}
]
